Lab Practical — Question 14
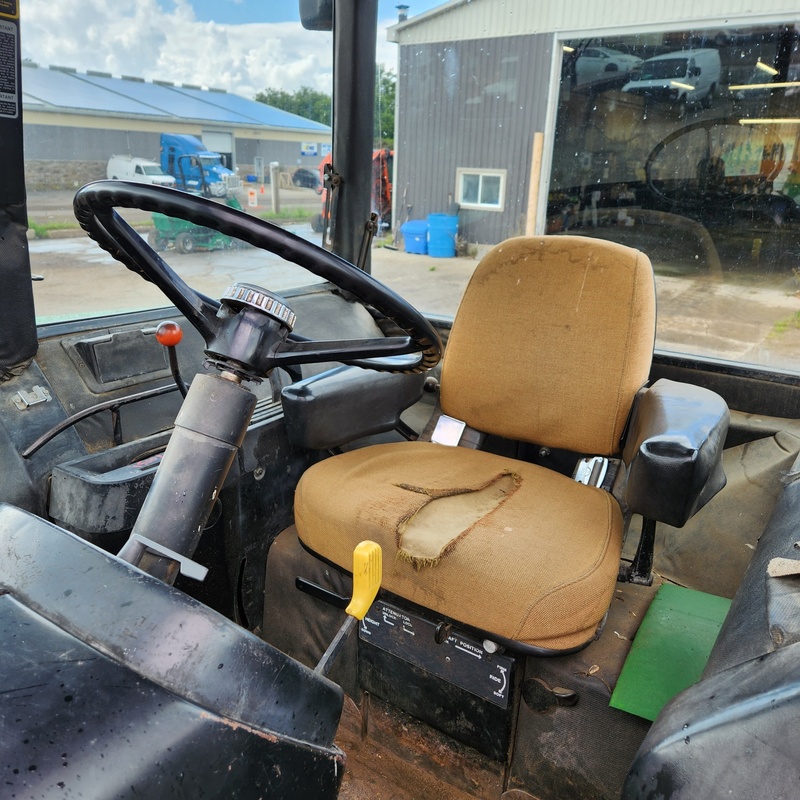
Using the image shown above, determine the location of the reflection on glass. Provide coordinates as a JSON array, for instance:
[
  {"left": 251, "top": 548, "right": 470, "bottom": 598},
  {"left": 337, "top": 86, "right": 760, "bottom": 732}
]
[
  {"left": 551, "top": 24, "right": 800, "bottom": 372},
  {"left": 641, "top": 57, "right": 692, "bottom": 80},
  {"left": 462, "top": 174, "right": 480, "bottom": 205},
  {"left": 480, "top": 175, "right": 501, "bottom": 206}
]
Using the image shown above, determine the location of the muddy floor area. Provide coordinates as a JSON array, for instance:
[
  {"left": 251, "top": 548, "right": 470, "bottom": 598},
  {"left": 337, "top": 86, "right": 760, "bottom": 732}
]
[{"left": 336, "top": 695, "right": 504, "bottom": 800}]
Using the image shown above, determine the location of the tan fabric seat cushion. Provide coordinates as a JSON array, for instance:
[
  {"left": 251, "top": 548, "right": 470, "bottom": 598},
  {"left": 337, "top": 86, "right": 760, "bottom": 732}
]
[
  {"left": 441, "top": 236, "right": 656, "bottom": 456},
  {"left": 295, "top": 441, "right": 623, "bottom": 651}
]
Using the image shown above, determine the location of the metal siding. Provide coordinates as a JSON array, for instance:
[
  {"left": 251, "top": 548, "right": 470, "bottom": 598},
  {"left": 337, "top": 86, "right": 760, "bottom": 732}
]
[
  {"left": 393, "top": 0, "right": 800, "bottom": 44},
  {"left": 224, "top": 138, "right": 322, "bottom": 170},
  {"left": 23, "top": 125, "right": 159, "bottom": 162},
  {"left": 24, "top": 124, "right": 321, "bottom": 172},
  {"left": 396, "top": 34, "right": 552, "bottom": 245}
]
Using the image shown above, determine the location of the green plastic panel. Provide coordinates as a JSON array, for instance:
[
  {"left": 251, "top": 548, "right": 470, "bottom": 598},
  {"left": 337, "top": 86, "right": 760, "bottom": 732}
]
[{"left": 609, "top": 583, "right": 731, "bottom": 721}]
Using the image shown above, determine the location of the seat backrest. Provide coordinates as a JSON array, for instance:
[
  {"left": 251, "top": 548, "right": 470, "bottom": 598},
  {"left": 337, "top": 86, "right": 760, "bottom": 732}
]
[{"left": 440, "top": 235, "right": 656, "bottom": 456}]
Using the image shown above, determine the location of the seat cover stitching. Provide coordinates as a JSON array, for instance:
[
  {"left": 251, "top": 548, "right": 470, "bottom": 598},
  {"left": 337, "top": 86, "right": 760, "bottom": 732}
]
[{"left": 512, "top": 489, "right": 618, "bottom": 641}]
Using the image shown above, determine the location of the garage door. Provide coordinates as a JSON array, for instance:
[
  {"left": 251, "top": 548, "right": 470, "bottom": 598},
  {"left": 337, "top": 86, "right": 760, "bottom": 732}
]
[{"left": 201, "top": 131, "right": 234, "bottom": 154}]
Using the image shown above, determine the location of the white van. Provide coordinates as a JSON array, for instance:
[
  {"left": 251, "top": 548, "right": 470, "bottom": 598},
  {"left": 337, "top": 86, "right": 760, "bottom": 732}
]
[
  {"left": 622, "top": 49, "right": 722, "bottom": 115},
  {"left": 106, "top": 155, "right": 176, "bottom": 187}
]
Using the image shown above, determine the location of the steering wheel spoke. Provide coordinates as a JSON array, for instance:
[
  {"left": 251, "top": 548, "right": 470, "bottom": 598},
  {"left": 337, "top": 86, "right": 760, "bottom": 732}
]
[
  {"left": 274, "top": 334, "right": 417, "bottom": 368},
  {"left": 96, "top": 209, "right": 223, "bottom": 340},
  {"left": 73, "top": 181, "right": 443, "bottom": 376}
]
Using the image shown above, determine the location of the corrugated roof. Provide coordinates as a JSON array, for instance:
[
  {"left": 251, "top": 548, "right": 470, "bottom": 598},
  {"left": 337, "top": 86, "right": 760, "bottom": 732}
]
[
  {"left": 21, "top": 64, "right": 330, "bottom": 133},
  {"left": 388, "top": 0, "right": 800, "bottom": 44},
  {"left": 171, "top": 83, "right": 330, "bottom": 130}
]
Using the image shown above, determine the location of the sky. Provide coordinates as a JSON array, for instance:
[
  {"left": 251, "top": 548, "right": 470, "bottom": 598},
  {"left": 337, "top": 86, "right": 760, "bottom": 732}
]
[{"left": 20, "top": 0, "right": 445, "bottom": 100}]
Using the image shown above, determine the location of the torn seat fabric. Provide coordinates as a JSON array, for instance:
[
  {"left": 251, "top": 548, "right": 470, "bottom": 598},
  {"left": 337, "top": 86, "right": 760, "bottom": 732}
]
[{"left": 295, "top": 441, "right": 623, "bottom": 652}]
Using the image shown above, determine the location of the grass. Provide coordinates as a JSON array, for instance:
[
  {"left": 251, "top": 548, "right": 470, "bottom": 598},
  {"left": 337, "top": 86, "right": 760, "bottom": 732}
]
[
  {"left": 768, "top": 310, "right": 800, "bottom": 339},
  {"left": 257, "top": 207, "right": 315, "bottom": 222},
  {"left": 28, "top": 220, "right": 81, "bottom": 238},
  {"left": 373, "top": 234, "right": 394, "bottom": 249},
  {"left": 28, "top": 205, "right": 318, "bottom": 238}
]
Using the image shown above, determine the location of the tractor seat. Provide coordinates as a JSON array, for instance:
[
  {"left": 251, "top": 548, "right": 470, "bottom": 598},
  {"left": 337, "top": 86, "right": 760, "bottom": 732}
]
[{"left": 288, "top": 235, "right": 725, "bottom": 654}]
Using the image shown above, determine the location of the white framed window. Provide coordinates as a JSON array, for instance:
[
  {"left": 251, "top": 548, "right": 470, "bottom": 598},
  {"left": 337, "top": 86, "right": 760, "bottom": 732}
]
[{"left": 456, "top": 168, "right": 507, "bottom": 211}]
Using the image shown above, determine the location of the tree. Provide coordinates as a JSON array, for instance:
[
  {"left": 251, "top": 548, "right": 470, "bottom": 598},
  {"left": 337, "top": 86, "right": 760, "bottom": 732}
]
[
  {"left": 254, "top": 86, "right": 332, "bottom": 126},
  {"left": 254, "top": 68, "right": 395, "bottom": 147},
  {"left": 374, "top": 65, "right": 396, "bottom": 148}
]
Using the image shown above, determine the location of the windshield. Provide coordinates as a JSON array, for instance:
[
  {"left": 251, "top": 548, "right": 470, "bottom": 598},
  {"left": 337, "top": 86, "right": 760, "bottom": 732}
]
[
  {"left": 20, "top": 4, "right": 800, "bottom": 377},
  {"left": 142, "top": 165, "right": 168, "bottom": 176}
]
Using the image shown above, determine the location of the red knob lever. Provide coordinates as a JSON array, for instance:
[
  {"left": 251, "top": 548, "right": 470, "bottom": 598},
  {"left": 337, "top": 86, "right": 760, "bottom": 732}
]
[
  {"left": 156, "top": 320, "right": 188, "bottom": 398},
  {"left": 156, "top": 320, "right": 183, "bottom": 348}
]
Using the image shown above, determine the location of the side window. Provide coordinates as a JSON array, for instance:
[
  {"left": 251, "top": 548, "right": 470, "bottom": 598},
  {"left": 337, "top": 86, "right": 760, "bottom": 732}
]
[
  {"left": 550, "top": 26, "right": 800, "bottom": 374},
  {"left": 456, "top": 168, "right": 506, "bottom": 211}
]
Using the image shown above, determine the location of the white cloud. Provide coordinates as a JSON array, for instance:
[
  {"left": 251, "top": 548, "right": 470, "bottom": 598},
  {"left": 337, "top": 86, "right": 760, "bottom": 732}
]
[{"left": 21, "top": 1, "right": 400, "bottom": 98}]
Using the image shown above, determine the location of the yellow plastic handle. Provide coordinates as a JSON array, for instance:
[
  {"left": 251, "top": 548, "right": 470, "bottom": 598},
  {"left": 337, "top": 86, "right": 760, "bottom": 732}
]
[{"left": 345, "top": 540, "right": 382, "bottom": 620}]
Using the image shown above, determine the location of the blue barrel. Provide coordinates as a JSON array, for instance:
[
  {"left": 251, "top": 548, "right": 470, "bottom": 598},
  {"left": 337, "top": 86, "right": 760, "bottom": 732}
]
[
  {"left": 400, "top": 219, "right": 428, "bottom": 254},
  {"left": 427, "top": 214, "right": 458, "bottom": 258}
]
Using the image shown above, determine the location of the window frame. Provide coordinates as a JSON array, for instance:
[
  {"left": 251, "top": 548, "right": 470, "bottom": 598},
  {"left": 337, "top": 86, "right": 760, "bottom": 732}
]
[{"left": 455, "top": 167, "right": 507, "bottom": 212}]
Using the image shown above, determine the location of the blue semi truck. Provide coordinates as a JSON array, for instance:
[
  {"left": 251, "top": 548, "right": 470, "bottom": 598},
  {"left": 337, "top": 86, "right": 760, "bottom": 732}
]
[{"left": 160, "top": 133, "right": 240, "bottom": 197}]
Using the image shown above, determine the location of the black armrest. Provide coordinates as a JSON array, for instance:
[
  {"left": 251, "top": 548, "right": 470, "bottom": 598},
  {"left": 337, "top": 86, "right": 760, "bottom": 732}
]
[
  {"left": 622, "top": 378, "right": 729, "bottom": 528},
  {"left": 281, "top": 365, "right": 425, "bottom": 450}
]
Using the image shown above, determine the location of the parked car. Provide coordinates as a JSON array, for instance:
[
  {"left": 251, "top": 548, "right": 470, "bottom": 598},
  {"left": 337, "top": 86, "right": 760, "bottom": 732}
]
[
  {"left": 106, "top": 154, "right": 176, "bottom": 187},
  {"left": 622, "top": 48, "right": 722, "bottom": 115},
  {"left": 292, "top": 167, "right": 321, "bottom": 190},
  {"left": 575, "top": 46, "right": 643, "bottom": 86}
]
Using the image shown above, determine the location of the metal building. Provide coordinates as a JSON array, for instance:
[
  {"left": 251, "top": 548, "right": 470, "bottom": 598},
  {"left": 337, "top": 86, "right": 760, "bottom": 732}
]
[
  {"left": 22, "top": 63, "right": 331, "bottom": 190},
  {"left": 388, "top": 0, "right": 800, "bottom": 244}
]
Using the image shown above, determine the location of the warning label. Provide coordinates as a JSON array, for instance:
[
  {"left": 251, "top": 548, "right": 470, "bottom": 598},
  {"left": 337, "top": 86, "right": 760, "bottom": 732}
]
[
  {"left": 0, "top": 1, "right": 17, "bottom": 21},
  {"left": 0, "top": 20, "right": 16, "bottom": 118}
]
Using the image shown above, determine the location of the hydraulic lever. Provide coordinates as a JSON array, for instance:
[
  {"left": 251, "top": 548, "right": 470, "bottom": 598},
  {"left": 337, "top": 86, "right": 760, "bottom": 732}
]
[
  {"left": 356, "top": 212, "right": 379, "bottom": 271},
  {"left": 315, "top": 540, "right": 382, "bottom": 676},
  {"left": 320, "top": 161, "right": 341, "bottom": 251}
]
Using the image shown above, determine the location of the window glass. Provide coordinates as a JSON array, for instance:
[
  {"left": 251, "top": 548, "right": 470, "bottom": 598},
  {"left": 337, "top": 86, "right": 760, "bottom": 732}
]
[
  {"left": 28, "top": 216, "right": 317, "bottom": 324},
  {"left": 456, "top": 169, "right": 506, "bottom": 211},
  {"left": 480, "top": 175, "right": 501, "bottom": 206},
  {"left": 549, "top": 25, "right": 800, "bottom": 372},
  {"left": 22, "top": 7, "right": 332, "bottom": 326},
  {"left": 461, "top": 173, "right": 480, "bottom": 205},
  {"left": 21, "top": 9, "right": 800, "bottom": 377}
]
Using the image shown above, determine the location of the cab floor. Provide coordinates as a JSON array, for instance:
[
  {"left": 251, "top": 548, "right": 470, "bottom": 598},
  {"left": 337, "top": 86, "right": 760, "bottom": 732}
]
[{"left": 336, "top": 693, "right": 506, "bottom": 800}]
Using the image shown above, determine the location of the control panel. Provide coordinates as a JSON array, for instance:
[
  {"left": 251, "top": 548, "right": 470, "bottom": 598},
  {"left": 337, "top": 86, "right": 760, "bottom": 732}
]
[{"left": 359, "top": 600, "right": 514, "bottom": 708}]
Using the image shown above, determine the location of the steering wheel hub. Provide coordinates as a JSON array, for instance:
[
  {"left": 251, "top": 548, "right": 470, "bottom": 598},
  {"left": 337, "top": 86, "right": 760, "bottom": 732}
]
[{"left": 221, "top": 283, "right": 297, "bottom": 331}]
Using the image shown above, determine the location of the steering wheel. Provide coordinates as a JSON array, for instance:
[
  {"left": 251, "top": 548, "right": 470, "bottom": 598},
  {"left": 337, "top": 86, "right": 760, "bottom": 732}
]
[
  {"left": 73, "top": 181, "right": 442, "bottom": 375},
  {"left": 644, "top": 117, "right": 773, "bottom": 209}
]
